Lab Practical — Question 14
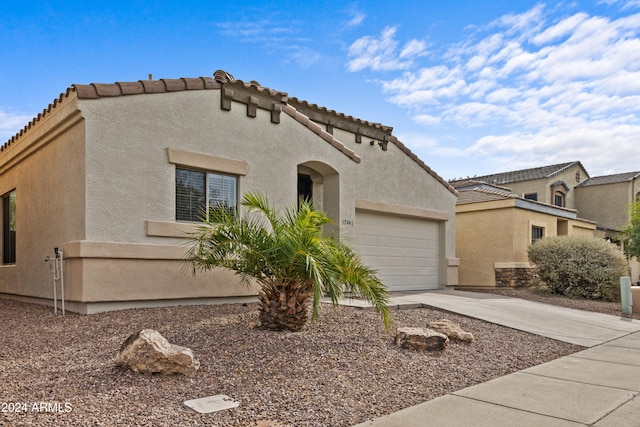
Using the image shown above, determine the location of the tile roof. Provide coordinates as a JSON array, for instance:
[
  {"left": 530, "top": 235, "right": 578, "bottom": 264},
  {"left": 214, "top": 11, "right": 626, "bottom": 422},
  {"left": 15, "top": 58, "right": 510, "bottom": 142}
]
[
  {"left": 449, "top": 179, "right": 512, "bottom": 192},
  {"left": 456, "top": 186, "right": 585, "bottom": 221},
  {"left": 576, "top": 171, "right": 640, "bottom": 187},
  {"left": 288, "top": 97, "right": 393, "bottom": 140},
  {"left": 2, "top": 70, "right": 457, "bottom": 195},
  {"left": 450, "top": 161, "right": 586, "bottom": 186},
  {"left": 456, "top": 187, "right": 515, "bottom": 205},
  {"left": 73, "top": 77, "right": 221, "bottom": 98},
  {"left": 2, "top": 86, "right": 77, "bottom": 152}
]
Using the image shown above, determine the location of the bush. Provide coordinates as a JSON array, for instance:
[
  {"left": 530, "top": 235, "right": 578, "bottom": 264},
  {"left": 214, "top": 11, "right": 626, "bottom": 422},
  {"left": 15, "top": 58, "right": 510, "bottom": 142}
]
[{"left": 528, "top": 235, "right": 628, "bottom": 302}]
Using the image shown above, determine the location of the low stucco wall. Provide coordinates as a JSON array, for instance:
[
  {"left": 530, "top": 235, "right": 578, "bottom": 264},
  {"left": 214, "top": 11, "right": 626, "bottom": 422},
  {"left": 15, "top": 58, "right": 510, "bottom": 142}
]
[{"left": 57, "top": 240, "right": 258, "bottom": 313}]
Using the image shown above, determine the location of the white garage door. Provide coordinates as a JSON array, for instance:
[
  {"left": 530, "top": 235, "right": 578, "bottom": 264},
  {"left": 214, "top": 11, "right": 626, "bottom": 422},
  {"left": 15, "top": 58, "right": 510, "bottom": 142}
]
[{"left": 353, "top": 211, "right": 440, "bottom": 291}]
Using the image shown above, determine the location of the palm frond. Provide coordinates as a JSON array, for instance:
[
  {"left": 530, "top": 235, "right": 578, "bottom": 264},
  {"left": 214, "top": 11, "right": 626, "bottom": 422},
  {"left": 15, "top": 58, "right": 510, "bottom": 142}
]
[{"left": 185, "top": 191, "right": 392, "bottom": 331}]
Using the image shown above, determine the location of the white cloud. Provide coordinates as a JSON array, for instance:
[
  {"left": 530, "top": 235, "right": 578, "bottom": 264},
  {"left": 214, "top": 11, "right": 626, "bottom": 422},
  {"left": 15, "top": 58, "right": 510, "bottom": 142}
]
[
  {"left": 400, "top": 39, "right": 427, "bottom": 59},
  {"left": 0, "top": 110, "right": 32, "bottom": 142},
  {"left": 287, "top": 46, "right": 322, "bottom": 68},
  {"left": 354, "top": 4, "right": 640, "bottom": 175},
  {"left": 485, "top": 87, "right": 520, "bottom": 103},
  {"left": 599, "top": 0, "right": 640, "bottom": 11},
  {"left": 347, "top": 26, "right": 427, "bottom": 72},
  {"left": 413, "top": 114, "right": 441, "bottom": 126},
  {"left": 532, "top": 12, "right": 589, "bottom": 45},
  {"left": 469, "top": 121, "right": 640, "bottom": 175},
  {"left": 489, "top": 3, "right": 546, "bottom": 38},
  {"left": 345, "top": 8, "right": 365, "bottom": 28}
]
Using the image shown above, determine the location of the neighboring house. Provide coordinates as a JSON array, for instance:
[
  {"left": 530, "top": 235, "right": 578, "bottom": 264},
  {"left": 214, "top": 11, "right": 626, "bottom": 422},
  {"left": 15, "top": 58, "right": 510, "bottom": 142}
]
[
  {"left": 575, "top": 171, "right": 640, "bottom": 283},
  {"left": 575, "top": 171, "right": 640, "bottom": 238},
  {"left": 453, "top": 182, "right": 596, "bottom": 287},
  {"left": 452, "top": 162, "right": 639, "bottom": 287},
  {"left": 0, "top": 70, "right": 459, "bottom": 314}
]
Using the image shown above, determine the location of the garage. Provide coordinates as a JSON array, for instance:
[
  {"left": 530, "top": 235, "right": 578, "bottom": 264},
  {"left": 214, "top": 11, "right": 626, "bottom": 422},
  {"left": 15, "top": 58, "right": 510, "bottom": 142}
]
[{"left": 353, "top": 211, "right": 441, "bottom": 291}]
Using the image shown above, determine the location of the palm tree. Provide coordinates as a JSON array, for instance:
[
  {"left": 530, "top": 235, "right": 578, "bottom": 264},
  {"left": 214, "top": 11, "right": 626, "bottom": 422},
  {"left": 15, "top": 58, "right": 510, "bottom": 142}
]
[{"left": 187, "top": 192, "right": 392, "bottom": 332}]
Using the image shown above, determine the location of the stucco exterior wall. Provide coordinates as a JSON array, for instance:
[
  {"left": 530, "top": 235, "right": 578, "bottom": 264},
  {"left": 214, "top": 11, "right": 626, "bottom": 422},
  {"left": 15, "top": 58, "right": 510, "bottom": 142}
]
[
  {"left": 456, "top": 201, "right": 515, "bottom": 286},
  {"left": 332, "top": 128, "right": 458, "bottom": 286},
  {"left": 508, "top": 179, "right": 548, "bottom": 203},
  {"left": 0, "top": 97, "right": 87, "bottom": 300},
  {"left": 575, "top": 182, "right": 633, "bottom": 232},
  {"left": 80, "top": 90, "right": 358, "bottom": 244},
  {"left": 456, "top": 200, "right": 595, "bottom": 287}
]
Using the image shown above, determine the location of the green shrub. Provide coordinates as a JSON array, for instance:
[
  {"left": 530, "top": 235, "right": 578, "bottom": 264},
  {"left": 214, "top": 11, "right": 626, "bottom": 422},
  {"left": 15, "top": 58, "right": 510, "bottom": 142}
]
[{"left": 528, "top": 235, "right": 628, "bottom": 302}]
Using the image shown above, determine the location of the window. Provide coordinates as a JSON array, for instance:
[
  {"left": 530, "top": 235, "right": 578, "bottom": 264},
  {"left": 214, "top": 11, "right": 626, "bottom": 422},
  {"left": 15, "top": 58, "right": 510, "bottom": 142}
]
[
  {"left": 524, "top": 193, "right": 538, "bottom": 201},
  {"left": 176, "top": 168, "right": 237, "bottom": 222},
  {"left": 531, "top": 225, "right": 544, "bottom": 245},
  {"left": 554, "top": 192, "right": 565, "bottom": 207},
  {"left": 2, "top": 190, "right": 16, "bottom": 264}
]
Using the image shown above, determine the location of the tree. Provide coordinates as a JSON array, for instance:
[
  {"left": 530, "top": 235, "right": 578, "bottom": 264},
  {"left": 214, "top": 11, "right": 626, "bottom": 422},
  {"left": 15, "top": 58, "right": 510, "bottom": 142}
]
[
  {"left": 187, "top": 192, "right": 392, "bottom": 332},
  {"left": 623, "top": 200, "right": 640, "bottom": 260}
]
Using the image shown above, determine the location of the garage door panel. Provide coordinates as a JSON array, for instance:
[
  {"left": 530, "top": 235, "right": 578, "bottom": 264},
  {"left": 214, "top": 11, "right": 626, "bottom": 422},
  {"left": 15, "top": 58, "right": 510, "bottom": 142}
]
[{"left": 354, "top": 211, "right": 440, "bottom": 291}]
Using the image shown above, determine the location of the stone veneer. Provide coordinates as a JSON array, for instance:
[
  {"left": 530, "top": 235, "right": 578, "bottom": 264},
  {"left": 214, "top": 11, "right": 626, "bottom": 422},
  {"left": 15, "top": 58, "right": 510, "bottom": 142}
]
[{"left": 495, "top": 267, "right": 538, "bottom": 287}]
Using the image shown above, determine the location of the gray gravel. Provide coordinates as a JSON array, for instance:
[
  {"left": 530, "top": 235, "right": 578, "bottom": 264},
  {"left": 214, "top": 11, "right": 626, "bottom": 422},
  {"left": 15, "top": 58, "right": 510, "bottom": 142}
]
[{"left": 0, "top": 298, "right": 583, "bottom": 426}]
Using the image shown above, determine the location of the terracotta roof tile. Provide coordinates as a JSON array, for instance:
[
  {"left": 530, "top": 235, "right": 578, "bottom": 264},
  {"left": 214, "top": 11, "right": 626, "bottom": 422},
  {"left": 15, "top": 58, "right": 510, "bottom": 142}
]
[
  {"left": 116, "top": 81, "right": 145, "bottom": 95},
  {"left": 162, "top": 78, "right": 186, "bottom": 92},
  {"left": 288, "top": 97, "right": 392, "bottom": 138},
  {"left": 73, "top": 77, "right": 221, "bottom": 99},
  {"left": 138, "top": 79, "right": 168, "bottom": 93},
  {"left": 74, "top": 84, "right": 98, "bottom": 99},
  {"left": 93, "top": 83, "right": 123, "bottom": 97},
  {"left": 227, "top": 78, "right": 288, "bottom": 100}
]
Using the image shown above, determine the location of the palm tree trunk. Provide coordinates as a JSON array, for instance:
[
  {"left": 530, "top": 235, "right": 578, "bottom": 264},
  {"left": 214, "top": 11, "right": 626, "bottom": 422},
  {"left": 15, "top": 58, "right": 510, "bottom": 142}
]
[{"left": 257, "top": 278, "right": 313, "bottom": 331}]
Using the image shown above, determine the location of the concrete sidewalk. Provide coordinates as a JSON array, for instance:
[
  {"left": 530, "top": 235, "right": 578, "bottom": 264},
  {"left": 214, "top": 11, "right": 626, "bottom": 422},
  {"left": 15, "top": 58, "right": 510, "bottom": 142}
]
[{"left": 346, "top": 290, "right": 640, "bottom": 427}]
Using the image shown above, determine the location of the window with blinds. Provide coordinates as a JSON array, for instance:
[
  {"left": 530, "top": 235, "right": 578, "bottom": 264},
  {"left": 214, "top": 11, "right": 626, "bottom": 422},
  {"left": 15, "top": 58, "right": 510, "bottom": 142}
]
[
  {"left": 176, "top": 167, "right": 237, "bottom": 222},
  {"left": 531, "top": 225, "right": 544, "bottom": 245}
]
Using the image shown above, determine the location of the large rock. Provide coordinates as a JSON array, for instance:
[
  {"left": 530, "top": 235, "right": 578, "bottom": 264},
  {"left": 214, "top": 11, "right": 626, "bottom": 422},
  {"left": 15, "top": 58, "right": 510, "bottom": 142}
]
[
  {"left": 115, "top": 329, "right": 200, "bottom": 376},
  {"left": 428, "top": 319, "right": 475, "bottom": 343},
  {"left": 395, "top": 327, "right": 448, "bottom": 351}
]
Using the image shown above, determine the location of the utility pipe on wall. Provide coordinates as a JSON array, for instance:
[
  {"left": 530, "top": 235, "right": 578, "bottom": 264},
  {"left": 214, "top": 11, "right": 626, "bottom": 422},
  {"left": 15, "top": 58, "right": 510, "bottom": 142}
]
[{"left": 44, "top": 247, "right": 65, "bottom": 315}]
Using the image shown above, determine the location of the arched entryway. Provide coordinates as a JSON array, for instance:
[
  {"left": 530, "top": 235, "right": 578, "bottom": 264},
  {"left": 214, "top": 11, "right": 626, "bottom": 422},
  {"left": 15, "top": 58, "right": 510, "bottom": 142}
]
[{"left": 297, "top": 161, "right": 340, "bottom": 237}]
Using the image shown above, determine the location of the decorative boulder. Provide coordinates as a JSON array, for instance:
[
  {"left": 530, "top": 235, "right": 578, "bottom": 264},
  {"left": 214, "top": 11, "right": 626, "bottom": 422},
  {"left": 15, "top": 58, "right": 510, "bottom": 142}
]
[
  {"left": 115, "top": 329, "right": 200, "bottom": 376},
  {"left": 428, "top": 319, "right": 475, "bottom": 343},
  {"left": 395, "top": 327, "right": 448, "bottom": 351}
]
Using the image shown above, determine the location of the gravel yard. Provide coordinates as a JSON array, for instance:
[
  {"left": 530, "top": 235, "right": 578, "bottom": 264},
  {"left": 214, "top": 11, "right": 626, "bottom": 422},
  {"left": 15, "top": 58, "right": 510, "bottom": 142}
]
[{"left": 0, "top": 297, "right": 584, "bottom": 427}]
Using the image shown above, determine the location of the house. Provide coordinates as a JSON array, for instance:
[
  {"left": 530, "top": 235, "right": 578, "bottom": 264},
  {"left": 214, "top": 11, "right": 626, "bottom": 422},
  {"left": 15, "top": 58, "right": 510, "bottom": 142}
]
[
  {"left": 575, "top": 171, "right": 640, "bottom": 282},
  {"left": 575, "top": 171, "right": 640, "bottom": 239},
  {"left": 0, "top": 70, "right": 459, "bottom": 314},
  {"left": 453, "top": 182, "right": 596, "bottom": 287},
  {"left": 452, "top": 162, "right": 639, "bottom": 287}
]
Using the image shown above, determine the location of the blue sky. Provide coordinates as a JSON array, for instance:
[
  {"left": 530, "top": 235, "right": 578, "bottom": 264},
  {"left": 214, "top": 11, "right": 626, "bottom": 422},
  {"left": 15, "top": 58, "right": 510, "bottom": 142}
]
[{"left": 1, "top": 0, "right": 639, "bottom": 180}]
